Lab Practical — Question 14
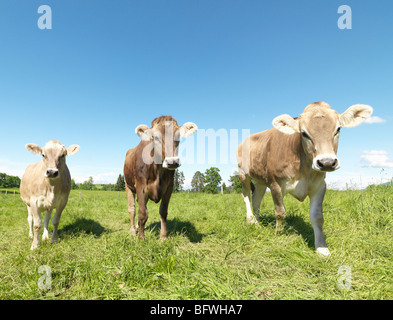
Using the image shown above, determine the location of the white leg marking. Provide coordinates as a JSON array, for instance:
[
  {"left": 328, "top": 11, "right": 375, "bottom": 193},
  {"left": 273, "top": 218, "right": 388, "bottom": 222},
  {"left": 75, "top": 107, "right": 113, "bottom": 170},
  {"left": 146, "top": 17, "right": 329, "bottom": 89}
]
[
  {"left": 27, "top": 206, "right": 33, "bottom": 238},
  {"left": 42, "top": 210, "right": 52, "bottom": 241},
  {"left": 242, "top": 194, "right": 257, "bottom": 224}
]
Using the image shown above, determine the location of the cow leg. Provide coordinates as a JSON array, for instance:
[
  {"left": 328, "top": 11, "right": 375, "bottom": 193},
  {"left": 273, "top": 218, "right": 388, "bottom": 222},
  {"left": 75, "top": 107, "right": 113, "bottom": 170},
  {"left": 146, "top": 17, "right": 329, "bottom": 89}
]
[
  {"left": 159, "top": 187, "right": 173, "bottom": 240},
  {"left": 126, "top": 185, "right": 137, "bottom": 235},
  {"left": 240, "top": 174, "right": 258, "bottom": 224},
  {"left": 31, "top": 204, "right": 42, "bottom": 250},
  {"left": 51, "top": 204, "right": 65, "bottom": 244},
  {"left": 252, "top": 182, "right": 267, "bottom": 218},
  {"left": 42, "top": 209, "right": 53, "bottom": 241},
  {"left": 309, "top": 181, "right": 330, "bottom": 256},
  {"left": 159, "top": 201, "right": 169, "bottom": 240},
  {"left": 270, "top": 182, "right": 286, "bottom": 234},
  {"left": 27, "top": 205, "right": 33, "bottom": 238},
  {"left": 136, "top": 189, "right": 148, "bottom": 239}
]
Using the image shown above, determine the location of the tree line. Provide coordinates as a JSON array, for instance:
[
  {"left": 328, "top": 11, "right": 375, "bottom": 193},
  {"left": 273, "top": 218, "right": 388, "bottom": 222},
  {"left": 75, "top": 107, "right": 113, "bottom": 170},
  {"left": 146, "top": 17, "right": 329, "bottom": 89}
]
[
  {"left": 71, "top": 174, "right": 126, "bottom": 191},
  {"left": 0, "top": 173, "right": 21, "bottom": 188},
  {"left": 174, "top": 167, "right": 243, "bottom": 194},
  {"left": 72, "top": 169, "right": 243, "bottom": 194},
  {"left": 1, "top": 170, "right": 243, "bottom": 194},
  {"left": 190, "top": 168, "right": 242, "bottom": 194}
]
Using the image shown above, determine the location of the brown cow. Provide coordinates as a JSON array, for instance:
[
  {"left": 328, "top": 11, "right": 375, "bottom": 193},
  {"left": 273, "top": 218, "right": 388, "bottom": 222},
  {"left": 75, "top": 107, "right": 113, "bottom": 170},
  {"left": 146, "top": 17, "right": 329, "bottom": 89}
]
[
  {"left": 20, "top": 140, "right": 80, "bottom": 250},
  {"left": 237, "top": 102, "right": 372, "bottom": 256},
  {"left": 124, "top": 116, "right": 197, "bottom": 239}
]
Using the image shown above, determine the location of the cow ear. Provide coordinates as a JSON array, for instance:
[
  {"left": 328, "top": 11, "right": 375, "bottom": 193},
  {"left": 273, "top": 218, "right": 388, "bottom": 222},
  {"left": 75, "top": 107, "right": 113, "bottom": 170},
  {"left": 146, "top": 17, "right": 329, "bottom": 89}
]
[
  {"left": 135, "top": 124, "right": 153, "bottom": 141},
  {"left": 25, "top": 143, "right": 42, "bottom": 155},
  {"left": 67, "top": 144, "right": 80, "bottom": 156},
  {"left": 180, "top": 122, "right": 198, "bottom": 138},
  {"left": 272, "top": 114, "right": 300, "bottom": 135},
  {"left": 339, "top": 104, "right": 373, "bottom": 127}
]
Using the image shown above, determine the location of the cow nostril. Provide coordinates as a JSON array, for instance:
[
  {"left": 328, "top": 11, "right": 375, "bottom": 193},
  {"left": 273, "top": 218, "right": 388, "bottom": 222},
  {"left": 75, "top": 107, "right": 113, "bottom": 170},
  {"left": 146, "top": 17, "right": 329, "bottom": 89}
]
[
  {"left": 317, "top": 160, "right": 324, "bottom": 168},
  {"left": 46, "top": 169, "right": 59, "bottom": 177},
  {"left": 332, "top": 159, "right": 337, "bottom": 167}
]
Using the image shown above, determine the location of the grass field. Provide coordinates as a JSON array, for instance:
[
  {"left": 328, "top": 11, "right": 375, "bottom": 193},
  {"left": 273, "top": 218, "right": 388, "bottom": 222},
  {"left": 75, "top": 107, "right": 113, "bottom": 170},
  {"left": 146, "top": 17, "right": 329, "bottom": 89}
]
[{"left": 1, "top": 185, "right": 393, "bottom": 300}]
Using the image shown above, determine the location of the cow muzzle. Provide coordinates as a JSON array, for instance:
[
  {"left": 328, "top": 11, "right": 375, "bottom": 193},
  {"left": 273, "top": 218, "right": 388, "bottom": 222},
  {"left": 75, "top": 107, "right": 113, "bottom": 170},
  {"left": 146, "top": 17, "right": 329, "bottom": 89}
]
[
  {"left": 45, "top": 168, "right": 59, "bottom": 178},
  {"left": 162, "top": 157, "right": 181, "bottom": 170},
  {"left": 312, "top": 154, "right": 340, "bottom": 172}
]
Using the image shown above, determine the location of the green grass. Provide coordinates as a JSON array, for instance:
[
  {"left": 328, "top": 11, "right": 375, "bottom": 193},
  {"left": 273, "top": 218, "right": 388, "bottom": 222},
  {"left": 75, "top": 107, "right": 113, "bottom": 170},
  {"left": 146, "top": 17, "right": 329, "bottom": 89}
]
[{"left": 1, "top": 186, "right": 393, "bottom": 299}]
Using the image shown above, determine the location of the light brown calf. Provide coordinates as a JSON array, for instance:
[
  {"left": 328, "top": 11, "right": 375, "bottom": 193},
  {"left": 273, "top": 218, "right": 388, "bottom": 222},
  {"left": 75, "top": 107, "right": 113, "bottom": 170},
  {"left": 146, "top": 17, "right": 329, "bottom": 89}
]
[
  {"left": 237, "top": 102, "right": 372, "bottom": 256},
  {"left": 20, "top": 140, "right": 80, "bottom": 250}
]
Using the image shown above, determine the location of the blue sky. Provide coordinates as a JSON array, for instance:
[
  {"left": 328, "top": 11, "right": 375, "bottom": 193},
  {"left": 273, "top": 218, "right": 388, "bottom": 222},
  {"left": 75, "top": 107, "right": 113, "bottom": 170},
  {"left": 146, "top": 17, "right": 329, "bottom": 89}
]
[{"left": 0, "top": 0, "right": 392, "bottom": 189}]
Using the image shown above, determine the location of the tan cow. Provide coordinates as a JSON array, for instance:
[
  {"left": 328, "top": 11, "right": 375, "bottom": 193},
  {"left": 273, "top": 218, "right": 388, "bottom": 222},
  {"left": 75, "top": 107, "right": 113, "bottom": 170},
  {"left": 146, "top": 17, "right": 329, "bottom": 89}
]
[
  {"left": 20, "top": 140, "right": 80, "bottom": 250},
  {"left": 237, "top": 102, "right": 372, "bottom": 256},
  {"left": 124, "top": 116, "right": 197, "bottom": 239}
]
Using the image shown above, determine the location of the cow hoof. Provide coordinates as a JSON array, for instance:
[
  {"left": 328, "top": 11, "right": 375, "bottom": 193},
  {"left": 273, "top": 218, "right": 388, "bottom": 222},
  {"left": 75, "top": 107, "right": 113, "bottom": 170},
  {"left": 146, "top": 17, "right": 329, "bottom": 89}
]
[
  {"left": 316, "top": 247, "right": 331, "bottom": 256},
  {"left": 30, "top": 243, "right": 38, "bottom": 250},
  {"left": 42, "top": 232, "right": 49, "bottom": 241},
  {"left": 160, "top": 235, "right": 168, "bottom": 240},
  {"left": 137, "top": 234, "right": 145, "bottom": 240},
  {"left": 246, "top": 217, "right": 259, "bottom": 224},
  {"left": 130, "top": 228, "right": 137, "bottom": 236},
  {"left": 28, "top": 233, "right": 33, "bottom": 239}
]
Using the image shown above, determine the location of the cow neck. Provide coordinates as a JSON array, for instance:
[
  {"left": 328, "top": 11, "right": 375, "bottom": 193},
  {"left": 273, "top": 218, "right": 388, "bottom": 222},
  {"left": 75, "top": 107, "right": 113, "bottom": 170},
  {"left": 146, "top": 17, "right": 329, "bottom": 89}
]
[
  {"left": 149, "top": 163, "right": 174, "bottom": 184},
  {"left": 154, "top": 163, "right": 170, "bottom": 179}
]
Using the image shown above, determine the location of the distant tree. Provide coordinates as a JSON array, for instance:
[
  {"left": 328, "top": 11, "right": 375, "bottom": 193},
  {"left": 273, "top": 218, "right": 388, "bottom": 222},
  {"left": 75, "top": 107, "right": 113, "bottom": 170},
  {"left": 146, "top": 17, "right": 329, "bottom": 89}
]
[
  {"left": 191, "top": 171, "right": 205, "bottom": 192},
  {"left": 71, "top": 179, "right": 78, "bottom": 190},
  {"left": 102, "top": 184, "right": 115, "bottom": 191},
  {"left": 0, "top": 173, "right": 5, "bottom": 187},
  {"left": 80, "top": 176, "right": 94, "bottom": 190},
  {"left": 228, "top": 171, "right": 243, "bottom": 193},
  {"left": 173, "top": 170, "right": 185, "bottom": 192},
  {"left": 115, "top": 174, "right": 126, "bottom": 191},
  {"left": 0, "top": 173, "right": 21, "bottom": 188},
  {"left": 203, "top": 167, "right": 222, "bottom": 194}
]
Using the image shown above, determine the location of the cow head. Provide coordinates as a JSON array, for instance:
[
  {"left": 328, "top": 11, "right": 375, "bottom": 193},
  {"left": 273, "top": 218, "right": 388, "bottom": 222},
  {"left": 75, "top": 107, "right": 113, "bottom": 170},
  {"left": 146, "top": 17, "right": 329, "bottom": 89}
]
[
  {"left": 135, "top": 116, "right": 197, "bottom": 170},
  {"left": 272, "top": 101, "right": 373, "bottom": 172},
  {"left": 26, "top": 140, "right": 80, "bottom": 178}
]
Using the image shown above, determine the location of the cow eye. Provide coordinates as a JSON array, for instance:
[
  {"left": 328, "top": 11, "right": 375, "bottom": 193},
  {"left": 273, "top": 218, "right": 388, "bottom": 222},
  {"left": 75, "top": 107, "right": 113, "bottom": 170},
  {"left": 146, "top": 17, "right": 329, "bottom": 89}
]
[
  {"left": 42, "top": 154, "right": 45, "bottom": 158},
  {"left": 302, "top": 131, "right": 312, "bottom": 140},
  {"left": 335, "top": 127, "right": 341, "bottom": 136}
]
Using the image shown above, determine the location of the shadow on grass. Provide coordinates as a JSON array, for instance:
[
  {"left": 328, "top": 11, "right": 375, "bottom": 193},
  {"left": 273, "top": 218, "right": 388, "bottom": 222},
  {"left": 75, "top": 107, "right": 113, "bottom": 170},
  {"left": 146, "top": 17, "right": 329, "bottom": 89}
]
[
  {"left": 61, "top": 218, "right": 108, "bottom": 238},
  {"left": 147, "top": 218, "right": 204, "bottom": 243},
  {"left": 259, "top": 212, "right": 315, "bottom": 249},
  {"left": 285, "top": 215, "right": 315, "bottom": 249}
]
